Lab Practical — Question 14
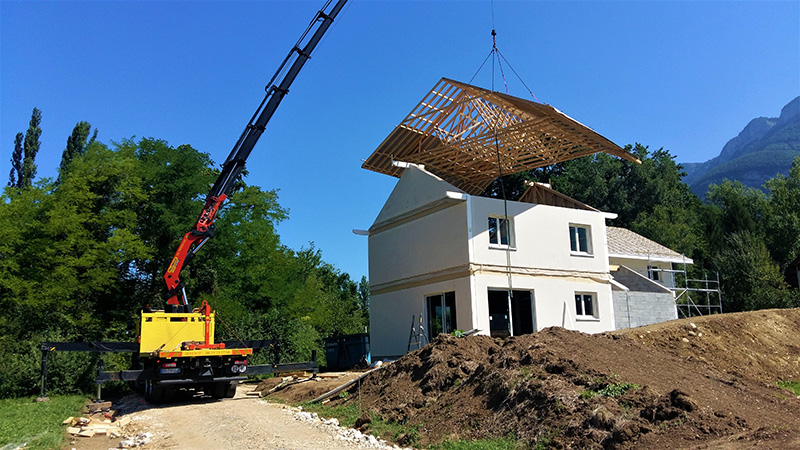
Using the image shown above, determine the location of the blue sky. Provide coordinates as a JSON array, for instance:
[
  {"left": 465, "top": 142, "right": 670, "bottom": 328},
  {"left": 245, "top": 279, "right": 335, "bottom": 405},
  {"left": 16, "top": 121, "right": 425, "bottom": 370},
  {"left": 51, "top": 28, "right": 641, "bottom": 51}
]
[{"left": 2, "top": 0, "right": 798, "bottom": 282}]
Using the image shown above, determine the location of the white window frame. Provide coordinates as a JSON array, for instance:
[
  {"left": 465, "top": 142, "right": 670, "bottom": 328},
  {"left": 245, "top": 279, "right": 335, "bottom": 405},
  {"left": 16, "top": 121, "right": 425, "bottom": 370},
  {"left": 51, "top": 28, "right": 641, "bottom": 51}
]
[
  {"left": 647, "top": 265, "right": 660, "bottom": 281},
  {"left": 568, "top": 223, "right": 593, "bottom": 256},
  {"left": 575, "top": 292, "right": 598, "bottom": 320},
  {"left": 488, "top": 216, "right": 515, "bottom": 249}
]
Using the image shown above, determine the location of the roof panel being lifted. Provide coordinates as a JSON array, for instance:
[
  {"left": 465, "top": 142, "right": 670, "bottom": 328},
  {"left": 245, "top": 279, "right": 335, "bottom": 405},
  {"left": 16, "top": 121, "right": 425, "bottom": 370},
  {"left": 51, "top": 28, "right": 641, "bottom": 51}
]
[{"left": 362, "top": 78, "right": 641, "bottom": 195}]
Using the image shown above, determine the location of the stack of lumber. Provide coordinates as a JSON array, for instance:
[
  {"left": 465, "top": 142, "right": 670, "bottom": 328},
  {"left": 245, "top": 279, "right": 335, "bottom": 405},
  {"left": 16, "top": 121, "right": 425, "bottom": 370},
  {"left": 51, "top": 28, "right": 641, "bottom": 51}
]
[{"left": 62, "top": 402, "right": 130, "bottom": 438}]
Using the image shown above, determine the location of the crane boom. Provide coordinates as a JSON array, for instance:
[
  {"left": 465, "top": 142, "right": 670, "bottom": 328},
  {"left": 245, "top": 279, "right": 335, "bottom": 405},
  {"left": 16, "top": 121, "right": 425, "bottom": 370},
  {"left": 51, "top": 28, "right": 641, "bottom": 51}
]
[{"left": 164, "top": 0, "right": 347, "bottom": 311}]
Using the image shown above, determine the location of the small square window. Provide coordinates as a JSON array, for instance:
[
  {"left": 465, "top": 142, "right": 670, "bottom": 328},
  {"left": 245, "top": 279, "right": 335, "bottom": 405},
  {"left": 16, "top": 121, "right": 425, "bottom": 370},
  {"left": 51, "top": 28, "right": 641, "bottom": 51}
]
[
  {"left": 648, "top": 265, "right": 660, "bottom": 281},
  {"left": 575, "top": 293, "right": 596, "bottom": 317},
  {"left": 489, "top": 216, "right": 514, "bottom": 247},
  {"left": 569, "top": 224, "right": 592, "bottom": 254}
]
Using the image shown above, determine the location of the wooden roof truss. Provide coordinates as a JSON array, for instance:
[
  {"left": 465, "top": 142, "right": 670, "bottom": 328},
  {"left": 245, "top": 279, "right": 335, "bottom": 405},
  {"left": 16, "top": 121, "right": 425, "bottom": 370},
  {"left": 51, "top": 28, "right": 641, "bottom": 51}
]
[{"left": 362, "top": 78, "right": 640, "bottom": 195}]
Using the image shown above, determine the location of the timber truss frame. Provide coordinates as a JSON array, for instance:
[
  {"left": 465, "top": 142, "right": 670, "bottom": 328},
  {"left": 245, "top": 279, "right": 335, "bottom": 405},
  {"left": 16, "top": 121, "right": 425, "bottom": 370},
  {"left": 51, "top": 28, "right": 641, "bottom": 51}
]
[{"left": 362, "top": 78, "right": 641, "bottom": 195}]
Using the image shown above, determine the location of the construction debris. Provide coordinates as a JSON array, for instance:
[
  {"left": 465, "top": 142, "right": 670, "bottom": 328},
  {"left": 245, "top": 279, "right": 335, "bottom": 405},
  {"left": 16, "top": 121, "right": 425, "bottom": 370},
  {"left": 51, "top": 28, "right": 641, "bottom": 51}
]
[
  {"left": 118, "top": 432, "right": 154, "bottom": 448},
  {"left": 310, "top": 367, "right": 385, "bottom": 404},
  {"left": 62, "top": 405, "right": 128, "bottom": 440},
  {"left": 87, "top": 401, "right": 113, "bottom": 413}
]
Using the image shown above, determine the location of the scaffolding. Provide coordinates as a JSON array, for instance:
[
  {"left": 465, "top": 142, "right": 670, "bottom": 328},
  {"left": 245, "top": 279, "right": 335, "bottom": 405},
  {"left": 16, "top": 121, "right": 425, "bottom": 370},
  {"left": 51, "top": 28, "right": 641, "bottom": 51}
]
[{"left": 647, "top": 258, "right": 723, "bottom": 318}]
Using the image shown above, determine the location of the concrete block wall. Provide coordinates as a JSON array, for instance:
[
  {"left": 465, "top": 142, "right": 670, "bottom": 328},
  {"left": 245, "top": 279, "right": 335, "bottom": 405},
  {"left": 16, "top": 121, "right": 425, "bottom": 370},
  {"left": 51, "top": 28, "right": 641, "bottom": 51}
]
[{"left": 613, "top": 291, "right": 678, "bottom": 329}]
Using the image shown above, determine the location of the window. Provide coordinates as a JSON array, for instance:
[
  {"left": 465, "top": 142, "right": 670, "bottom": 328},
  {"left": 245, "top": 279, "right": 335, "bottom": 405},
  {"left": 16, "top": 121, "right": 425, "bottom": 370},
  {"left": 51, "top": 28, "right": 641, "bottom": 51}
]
[
  {"left": 575, "top": 292, "right": 596, "bottom": 318},
  {"left": 647, "top": 265, "right": 660, "bottom": 281},
  {"left": 489, "top": 216, "right": 514, "bottom": 247},
  {"left": 427, "top": 292, "right": 456, "bottom": 339},
  {"left": 569, "top": 224, "right": 592, "bottom": 254}
]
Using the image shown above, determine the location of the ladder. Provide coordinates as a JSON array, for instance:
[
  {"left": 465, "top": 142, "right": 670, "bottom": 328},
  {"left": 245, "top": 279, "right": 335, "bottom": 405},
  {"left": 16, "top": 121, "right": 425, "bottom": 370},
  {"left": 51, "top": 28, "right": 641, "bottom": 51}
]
[{"left": 407, "top": 314, "right": 428, "bottom": 351}]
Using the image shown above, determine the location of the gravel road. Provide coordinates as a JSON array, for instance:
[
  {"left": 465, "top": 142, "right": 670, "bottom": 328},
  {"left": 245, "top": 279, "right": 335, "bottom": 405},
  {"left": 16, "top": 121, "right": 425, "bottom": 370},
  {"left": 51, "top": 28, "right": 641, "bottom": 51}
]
[{"left": 70, "top": 385, "right": 407, "bottom": 450}]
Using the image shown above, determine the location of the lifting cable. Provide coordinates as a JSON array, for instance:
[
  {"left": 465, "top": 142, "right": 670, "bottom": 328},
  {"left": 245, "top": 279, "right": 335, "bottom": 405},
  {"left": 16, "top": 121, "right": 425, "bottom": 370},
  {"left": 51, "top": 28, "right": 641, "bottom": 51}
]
[{"left": 468, "top": 0, "right": 542, "bottom": 335}]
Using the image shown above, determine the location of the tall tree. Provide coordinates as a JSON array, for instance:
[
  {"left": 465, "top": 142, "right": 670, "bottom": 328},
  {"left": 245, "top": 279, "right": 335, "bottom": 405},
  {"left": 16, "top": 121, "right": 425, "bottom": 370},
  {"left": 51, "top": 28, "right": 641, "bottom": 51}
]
[
  {"left": 7, "top": 133, "right": 23, "bottom": 188},
  {"left": 58, "top": 121, "right": 96, "bottom": 181},
  {"left": 20, "top": 108, "right": 42, "bottom": 188}
]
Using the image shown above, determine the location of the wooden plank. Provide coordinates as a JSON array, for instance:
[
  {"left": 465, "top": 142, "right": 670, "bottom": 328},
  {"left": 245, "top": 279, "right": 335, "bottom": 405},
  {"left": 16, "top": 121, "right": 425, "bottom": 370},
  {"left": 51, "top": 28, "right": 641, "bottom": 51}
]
[
  {"left": 77, "top": 429, "right": 95, "bottom": 437},
  {"left": 86, "top": 401, "right": 112, "bottom": 413}
]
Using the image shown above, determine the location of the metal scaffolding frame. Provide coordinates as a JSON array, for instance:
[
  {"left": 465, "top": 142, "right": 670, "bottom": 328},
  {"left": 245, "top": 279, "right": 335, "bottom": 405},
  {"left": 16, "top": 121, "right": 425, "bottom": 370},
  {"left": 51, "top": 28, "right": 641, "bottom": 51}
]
[{"left": 646, "top": 258, "right": 723, "bottom": 318}]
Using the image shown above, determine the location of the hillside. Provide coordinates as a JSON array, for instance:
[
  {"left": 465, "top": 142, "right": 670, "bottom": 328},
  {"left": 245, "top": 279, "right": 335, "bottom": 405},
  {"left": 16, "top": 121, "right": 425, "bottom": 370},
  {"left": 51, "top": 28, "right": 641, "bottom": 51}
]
[
  {"left": 684, "top": 96, "right": 800, "bottom": 198},
  {"left": 295, "top": 308, "right": 800, "bottom": 449}
]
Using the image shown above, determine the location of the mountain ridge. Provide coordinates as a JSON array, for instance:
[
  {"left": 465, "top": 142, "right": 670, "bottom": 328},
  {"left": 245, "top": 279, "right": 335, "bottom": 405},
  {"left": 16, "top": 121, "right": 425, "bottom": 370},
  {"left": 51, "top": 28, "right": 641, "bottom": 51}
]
[{"left": 683, "top": 96, "right": 800, "bottom": 197}]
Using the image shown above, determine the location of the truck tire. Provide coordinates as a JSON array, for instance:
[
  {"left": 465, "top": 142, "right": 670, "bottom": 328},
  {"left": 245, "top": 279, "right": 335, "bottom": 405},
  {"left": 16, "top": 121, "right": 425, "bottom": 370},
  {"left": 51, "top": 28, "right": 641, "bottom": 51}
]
[
  {"left": 211, "top": 381, "right": 236, "bottom": 399},
  {"left": 144, "top": 380, "right": 164, "bottom": 403}
]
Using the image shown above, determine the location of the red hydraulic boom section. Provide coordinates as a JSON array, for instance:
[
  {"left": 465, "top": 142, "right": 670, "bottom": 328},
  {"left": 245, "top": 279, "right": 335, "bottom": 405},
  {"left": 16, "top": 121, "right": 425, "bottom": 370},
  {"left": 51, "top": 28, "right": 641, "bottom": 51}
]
[
  {"left": 163, "top": 194, "right": 227, "bottom": 309},
  {"left": 162, "top": 0, "right": 347, "bottom": 312}
]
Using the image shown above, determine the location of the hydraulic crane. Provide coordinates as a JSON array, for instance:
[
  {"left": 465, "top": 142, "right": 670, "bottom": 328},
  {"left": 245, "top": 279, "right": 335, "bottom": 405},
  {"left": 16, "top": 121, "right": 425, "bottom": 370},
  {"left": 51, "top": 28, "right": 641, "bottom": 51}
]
[
  {"left": 165, "top": 0, "right": 348, "bottom": 314},
  {"left": 39, "top": 0, "right": 348, "bottom": 403}
]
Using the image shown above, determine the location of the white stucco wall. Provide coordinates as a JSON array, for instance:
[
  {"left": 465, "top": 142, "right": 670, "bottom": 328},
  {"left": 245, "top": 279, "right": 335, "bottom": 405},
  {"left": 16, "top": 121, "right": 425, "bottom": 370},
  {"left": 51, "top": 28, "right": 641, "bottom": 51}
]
[
  {"left": 469, "top": 196, "right": 610, "bottom": 274},
  {"left": 370, "top": 277, "right": 473, "bottom": 359},
  {"left": 368, "top": 202, "right": 468, "bottom": 287},
  {"left": 471, "top": 273, "right": 615, "bottom": 335}
]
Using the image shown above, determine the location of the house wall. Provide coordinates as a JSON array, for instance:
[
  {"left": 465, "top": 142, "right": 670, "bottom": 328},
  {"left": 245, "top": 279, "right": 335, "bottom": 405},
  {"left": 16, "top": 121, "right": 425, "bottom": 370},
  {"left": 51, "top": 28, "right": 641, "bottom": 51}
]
[
  {"left": 472, "top": 273, "right": 615, "bottom": 335},
  {"left": 610, "top": 256, "right": 677, "bottom": 289},
  {"left": 368, "top": 202, "right": 469, "bottom": 287},
  {"left": 613, "top": 290, "right": 678, "bottom": 329},
  {"left": 469, "top": 196, "right": 610, "bottom": 274},
  {"left": 369, "top": 276, "right": 473, "bottom": 359}
]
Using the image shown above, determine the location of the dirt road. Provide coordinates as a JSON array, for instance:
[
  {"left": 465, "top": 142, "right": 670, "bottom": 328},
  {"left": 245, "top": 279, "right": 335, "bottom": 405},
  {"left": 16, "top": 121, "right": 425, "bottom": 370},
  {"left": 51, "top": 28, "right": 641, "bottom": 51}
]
[{"left": 69, "top": 384, "right": 397, "bottom": 450}]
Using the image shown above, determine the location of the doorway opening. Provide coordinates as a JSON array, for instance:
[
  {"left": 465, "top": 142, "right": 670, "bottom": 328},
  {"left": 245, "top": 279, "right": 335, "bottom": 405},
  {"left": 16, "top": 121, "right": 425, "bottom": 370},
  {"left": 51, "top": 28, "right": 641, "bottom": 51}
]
[
  {"left": 426, "top": 291, "right": 456, "bottom": 340},
  {"left": 487, "top": 290, "right": 534, "bottom": 338}
]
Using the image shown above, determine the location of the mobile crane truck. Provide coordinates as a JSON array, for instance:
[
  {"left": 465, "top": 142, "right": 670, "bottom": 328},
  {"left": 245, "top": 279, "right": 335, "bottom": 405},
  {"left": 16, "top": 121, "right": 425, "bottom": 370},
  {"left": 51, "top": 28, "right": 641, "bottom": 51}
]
[{"left": 39, "top": 0, "right": 348, "bottom": 403}]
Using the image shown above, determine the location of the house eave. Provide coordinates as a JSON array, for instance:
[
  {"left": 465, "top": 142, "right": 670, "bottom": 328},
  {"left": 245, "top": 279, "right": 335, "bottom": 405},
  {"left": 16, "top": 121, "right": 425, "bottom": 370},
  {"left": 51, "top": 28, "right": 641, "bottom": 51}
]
[
  {"left": 608, "top": 253, "right": 693, "bottom": 265},
  {"left": 369, "top": 192, "right": 467, "bottom": 235}
]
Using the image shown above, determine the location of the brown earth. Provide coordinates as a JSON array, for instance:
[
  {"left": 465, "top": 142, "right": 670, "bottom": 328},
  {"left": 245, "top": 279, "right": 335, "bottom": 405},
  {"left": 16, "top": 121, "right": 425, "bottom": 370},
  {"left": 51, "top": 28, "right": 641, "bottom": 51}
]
[{"left": 276, "top": 308, "right": 800, "bottom": 449}]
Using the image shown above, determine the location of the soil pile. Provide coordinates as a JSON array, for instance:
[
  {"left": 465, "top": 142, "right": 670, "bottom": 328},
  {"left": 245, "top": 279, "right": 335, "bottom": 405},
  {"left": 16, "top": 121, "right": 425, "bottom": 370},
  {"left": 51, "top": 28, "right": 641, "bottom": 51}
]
[{"left": 325, "top": 308, "right": 800, "bottom": 449}]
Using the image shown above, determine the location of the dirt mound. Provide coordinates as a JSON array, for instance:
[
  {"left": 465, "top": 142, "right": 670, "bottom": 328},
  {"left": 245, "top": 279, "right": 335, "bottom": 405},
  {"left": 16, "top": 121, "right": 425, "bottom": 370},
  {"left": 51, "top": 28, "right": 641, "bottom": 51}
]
[{"left": 325, "top": 308, "right": 800, "bottom": 449}]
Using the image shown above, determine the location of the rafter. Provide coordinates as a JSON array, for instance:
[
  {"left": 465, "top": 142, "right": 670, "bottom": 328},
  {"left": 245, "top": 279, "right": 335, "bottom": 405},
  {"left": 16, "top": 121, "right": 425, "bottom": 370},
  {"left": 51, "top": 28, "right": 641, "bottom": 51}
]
[{"left": 363, "top": 78, "right": 641, "bottom": 194}]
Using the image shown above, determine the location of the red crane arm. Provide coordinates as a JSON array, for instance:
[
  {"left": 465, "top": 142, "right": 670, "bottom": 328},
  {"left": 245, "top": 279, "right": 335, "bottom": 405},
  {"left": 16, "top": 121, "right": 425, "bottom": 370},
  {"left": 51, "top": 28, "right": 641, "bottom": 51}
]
[{"left": 161, "top": 0, "right": 347, "bottom": 312}]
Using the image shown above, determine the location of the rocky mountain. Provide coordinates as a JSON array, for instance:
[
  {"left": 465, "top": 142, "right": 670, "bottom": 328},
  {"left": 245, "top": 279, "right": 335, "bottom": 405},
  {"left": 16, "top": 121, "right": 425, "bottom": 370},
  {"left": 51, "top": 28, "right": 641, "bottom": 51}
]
[{"left": 683, "top": 96, "right": 800, "bottom": 198}]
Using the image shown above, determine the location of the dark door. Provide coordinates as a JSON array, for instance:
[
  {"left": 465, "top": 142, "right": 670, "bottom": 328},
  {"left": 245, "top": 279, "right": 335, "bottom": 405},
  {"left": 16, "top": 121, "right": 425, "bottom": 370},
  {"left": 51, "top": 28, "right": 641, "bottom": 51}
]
[{"left": 488, "top": 290, "right": 534, "bottom": 337}]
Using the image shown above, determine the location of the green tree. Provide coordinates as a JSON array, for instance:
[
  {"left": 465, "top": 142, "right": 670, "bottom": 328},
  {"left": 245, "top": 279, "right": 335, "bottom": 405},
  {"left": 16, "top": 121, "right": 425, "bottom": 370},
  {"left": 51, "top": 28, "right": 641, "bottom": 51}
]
[
  {"left": 484, "top": 144, "right": 698, "bottom": 230},
  {"left": 0, "top": 133, "right": 369, "bottom": 396},
  {"left": 764, "top": 157, "right": 800, "bottom": 282},
  {"left": 124, "top": 138, "right": 217, "bottom": 306},
  {"left": 7, "top": 133, "right": 23, "bottom": 188},
  {"left": 20, "top": 108, "right": 42, "bottom": 189},
  {"left": 713, "top": 231, "right": 798, "bottom": 311},
  {"left": 58, "top": 121, "right": 97, "bottom": 182}
]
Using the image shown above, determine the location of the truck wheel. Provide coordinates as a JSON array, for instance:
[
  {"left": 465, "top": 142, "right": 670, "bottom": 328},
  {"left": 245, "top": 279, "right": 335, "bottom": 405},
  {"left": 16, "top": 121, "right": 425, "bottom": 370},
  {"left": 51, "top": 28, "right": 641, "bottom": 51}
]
[
  {"left": 211, "top": 381, "right": 236, "bottom": 399},
  {"left": 144, "top": 380, "right": 164, "bottom": 404}
]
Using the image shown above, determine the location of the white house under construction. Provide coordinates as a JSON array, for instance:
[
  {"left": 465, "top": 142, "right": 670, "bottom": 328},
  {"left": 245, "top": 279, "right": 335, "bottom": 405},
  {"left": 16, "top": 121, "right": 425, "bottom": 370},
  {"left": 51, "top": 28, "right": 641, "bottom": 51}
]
[{"left": 360, "top": 78, "right": 691, "bottom": 359}]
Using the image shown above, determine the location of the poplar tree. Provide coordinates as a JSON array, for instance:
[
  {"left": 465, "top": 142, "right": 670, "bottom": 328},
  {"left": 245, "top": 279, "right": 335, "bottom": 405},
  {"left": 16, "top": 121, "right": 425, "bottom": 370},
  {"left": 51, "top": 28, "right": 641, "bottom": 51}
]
[
  {"left": 20, "top": 108, "right": 42, "bottom": 188},
  {"left": 58, "top": 121, "right": 96, "bottom": 182},
  {"left": 7, "top": 133, "right": 23, "bottom": 188}
]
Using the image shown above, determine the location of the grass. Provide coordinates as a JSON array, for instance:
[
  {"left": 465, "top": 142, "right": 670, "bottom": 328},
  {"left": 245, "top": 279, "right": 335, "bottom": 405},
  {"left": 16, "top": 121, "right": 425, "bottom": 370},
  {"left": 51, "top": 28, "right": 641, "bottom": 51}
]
[
  {"left": 300, "top": 401, "right": 420, "bottom": 447},
  {"left": 429, "top": 434, "right": 528, "bottom": 450},
  {"left": 777, "top": 380, "right": 800, "bottom": 396},
  {"left": 297, "top": 400, "right": 534, "bottom": 450},
  {"left": 580, "top": 382, "right": 639, "bottom": 399},
  {"left": 0, "top": 395, "right": 87, "bottom": 450}
]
